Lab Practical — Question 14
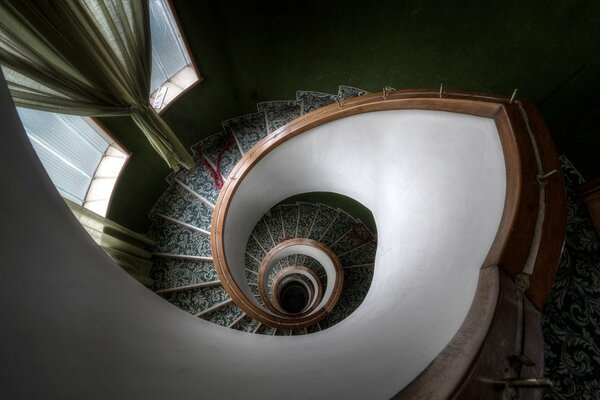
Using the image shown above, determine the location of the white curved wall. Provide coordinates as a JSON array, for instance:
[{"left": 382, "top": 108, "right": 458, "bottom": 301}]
[{"left": 0, "top": 64, "right": 505, "bottom": 400}]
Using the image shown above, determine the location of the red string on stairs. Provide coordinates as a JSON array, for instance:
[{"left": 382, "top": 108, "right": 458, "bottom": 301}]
[
  {"left": 348, "top": 223, "right": 375, "bottom": 246},
  {"left": 198, "top": 137, "right": 235, "bottom": 190}
]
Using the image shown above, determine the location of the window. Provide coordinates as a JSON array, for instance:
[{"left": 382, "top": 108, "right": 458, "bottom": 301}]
[
  {"left": 10, "top": 1, "right": 196, "bottom": 217},
  {"left": 148, "top": 0, "right": 200, "bottom": 112},
  {"left": 17, "top": 108, "right": 129, "bottom": 217}
]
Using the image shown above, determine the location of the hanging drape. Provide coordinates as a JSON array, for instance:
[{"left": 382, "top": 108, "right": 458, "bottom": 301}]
[
  {"left": 0, "top": 0, "right": 194, "bottom": 170},
  {"left": 65, "top": 198, "right": 155, "bottom": 286}
]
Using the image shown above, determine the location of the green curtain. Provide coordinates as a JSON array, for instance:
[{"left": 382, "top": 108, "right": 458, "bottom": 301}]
[
  {"left": 0, "top": 0, "right": 194, "bottom": 171},
  {"left": 65, "top": 198, "right": 156, "bottom": 287}
]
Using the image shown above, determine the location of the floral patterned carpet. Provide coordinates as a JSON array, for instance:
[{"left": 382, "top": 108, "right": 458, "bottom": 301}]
[{"left": 542, "top": 157, "right": 600, "bottom": 399}]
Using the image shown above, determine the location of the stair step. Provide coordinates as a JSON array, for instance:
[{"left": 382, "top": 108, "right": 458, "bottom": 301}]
[
  {"left": 201, "top": 301, "right": 243, "bottom": 327},
  {"left": 306, "top": 323, "right": 322, "bottom": 334},
  {"left": 256, "top": 324, "right": 276, "bottom": 335},
  {"left": 257, "top": 100, "right": 302, "bottom": 133},
  {"left": 337, "top": 85, "right": 370, "bottom": 100},
  {"left": 331, "top": 222, "right": 375, "bottom": 256},
  {"left": 233, "top": 315, "right": 260, "bottom": 333},
  {"left": 148, "top": 218, "right": 211, "bottom": 257},
  {"left": 162, "top": 285, "right": 229, "bottom": 316},
  {"left": 279, "top": 203, "right": 299, "bottom": 242},
  {"left": 151, "top": 258, "right": 219, "bottom": 291},
  {"left": 155, "top": 213, "right": 210, "bottom": 235},
  {"left": 175, "top": 164, "right": 220, "bottom": 206},
  {"left": 296, "top": 202, "right": 319, "bottom": 240},
  {"left": 149, "top": 183, "right": 213, "bottom": 232},
  {"left": 249, "top": 284, "right": 264, "bottom": 305},
  {"left": 244, "top": 252, "right": 260, "bottom": 272},
  {"left": 306, "top": 204, "right": 338, "bottom": 242},
  {"left": 191, "top": 131, "right": 241, "bottom": 181},
  {"left": 244, "top": 268, "right": 258, "bottom": 283},
  {"left": 296, "top": 90, "right": 337, "bottom": 114},
  {"left": 222, "top": 112, "right": 267, "bottom": 154},
  {"left": 339, "top": 241, "right": 377, "bottom": 267},
  {"left": 319, "top": 265, "right": 373, "bottom": 330},
  {"left": 155, "top": 280, "right": 220, "bottom": 294},
  {"left": 246, "top": 236, "right": 266, "bottom": 262},
  {"left": 319, "top": 209, "right": 355, "bottom": 247},
  {"left": 263, "top": 207, "right": 286, "bottom": 244},
  {"left": 227, "top": 312, "right": 246, "bottom": 328},
  {"left": 152, "top": 253, "right": 212, "bottom": 262},
  {"left": 252, "top": 220, "right": 275, "bottom": 254}
]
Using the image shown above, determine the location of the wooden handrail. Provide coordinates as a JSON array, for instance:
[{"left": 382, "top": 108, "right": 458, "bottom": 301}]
[
  {"left": 270, "top": 266, "right": 324, "bottom": 316},
  {"left": 211, "top": 89, "right": 566, "bottom": 332}
]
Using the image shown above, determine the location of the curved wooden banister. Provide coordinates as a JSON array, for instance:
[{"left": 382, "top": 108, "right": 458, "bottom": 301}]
[
  {"left": 270, "top": 266, "right": 324, "bottom": 316},
  {"left": 211, "top": 89, "right": 565, "bottom": 333}
]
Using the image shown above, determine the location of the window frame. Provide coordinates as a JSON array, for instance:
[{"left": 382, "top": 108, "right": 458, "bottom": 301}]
[
  {"left": 83, "top": 117, "right": 132, "bottom": 216},
  {"left": 150, "top": 0, "right": 203, "bottom": 115}
]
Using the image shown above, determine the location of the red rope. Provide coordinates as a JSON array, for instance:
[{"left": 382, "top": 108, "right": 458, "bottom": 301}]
[
  {"left": 348, "top": 223, "right": 374, "bottom": 246},
  {"left": 198, "top": 137, "right": 235, "bottom": 190}
]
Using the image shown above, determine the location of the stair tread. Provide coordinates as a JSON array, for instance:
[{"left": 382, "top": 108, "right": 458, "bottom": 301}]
[
  {"left": 263, "top": 207, "right": 286, "bottom": 244},
  {"left": 331, "top": 222, "right": 375, "bottom": 256},
  {"left": 320, "top": 209, "right": 355, "bottom": 247},
  {"left": 256, "top": 325, "right": 276, "bottom": 335},
  {"left": 175, "top": 164, "right": 220, "bottom": 205},
  {"left": 162, "top": 285, "right": 229, "bottom": 315},
  {"left": 148, "top": 218, "right": 211, "bottom": 257},
  {"left": 306, "top": 204, "right": 338, "bottom": 242},
  {"left": 244, "top": 252, "right": 260, "bottom": 272},
  {"left": 246, "top": 235, "right": 266, "bottom": 262},
  {"left": 258, "top": 100, "right": 302, "bottom": 133},
  {"left": 279, "top": 203, "right": 299, "bottom": 242},
  {"left": 222, "top": 112, "right": 267, "bottom": 154},
  {"left": 201, "top": 302, "right": 244, "bottom": 327},
  {"left": 151, "top": 258, "right": 218, "bottom": 291},
  {"left": 150, "top": 183, "right": 212, "bottom": 232},
  {"left": 191, "top": 131, "right": 241, "bottom": 181},
  {"left": 296, "top": 90, "right": 337, "bottom": 114},
  {"left": 339, "top": 240, "right": 377, "bottom": 266},
  {"left": 296, "top": 202, "right": 319, "bottom": 240},
  {"left": 319, "top": 265, "right": 373, "bottom": 330},
  {"left": 233, "top": 315, "right": 260, "bottom": 333},
  {"left": 337, "top": 85, "right": 370, "bottom": 100}
]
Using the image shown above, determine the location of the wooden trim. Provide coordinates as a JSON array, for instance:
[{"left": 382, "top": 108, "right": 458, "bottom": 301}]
[
  {"left": 90, "top": 117, "right": 130, "bottom": 154},
  {"left": 270, "top": 266, "right": 323, "bottom": 316},
  {"left": 520, "top": 102, "right": 566, "bottom": 308},
  {"left": 241, "top": 238, "right": 343, "bottom": 329},
  {"left": 211, "top": 89, "right": 565, "bottom": 330},
  {"left": 394, "top": 266, "right": 500, "bottom": 399}
]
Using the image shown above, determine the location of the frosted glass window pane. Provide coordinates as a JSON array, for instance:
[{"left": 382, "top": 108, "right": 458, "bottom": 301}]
[
  {"left": 17, "top": 108, "right": 110, "bottom": 204},
  {"left": 149, "top": 0, "right": 191, "bottom": 93}
]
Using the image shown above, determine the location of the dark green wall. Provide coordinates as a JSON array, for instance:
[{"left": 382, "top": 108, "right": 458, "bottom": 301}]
[
  {"left": 107, "top": 0, "right": 600, "bottom": 232},
  {"left": 212, "top": 0, "right": 600, "bottom": 173},
  {"left": 105, "top": 2, "right": 242, "bottom": 232}
]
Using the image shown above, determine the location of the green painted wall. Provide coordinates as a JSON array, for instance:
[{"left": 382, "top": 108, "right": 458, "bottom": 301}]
[
  {"left": 107, "top": 0, "right": 600, "bottom": 232},
  {"left": 105, "top": 2, "right": 242, "bottom": 232},
  {"left": 212, "top": 0, "right": 600, "bottom": 173}
]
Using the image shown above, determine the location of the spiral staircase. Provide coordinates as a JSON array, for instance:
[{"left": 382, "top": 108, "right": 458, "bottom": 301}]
[
  {"left": 147, "top": 85, "right": 381, "bottom": 335},
  {"left": 1, "top": 74, "right": 567, "bottom": 399}
]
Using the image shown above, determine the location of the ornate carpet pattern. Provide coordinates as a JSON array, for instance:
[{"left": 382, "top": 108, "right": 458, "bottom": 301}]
[
  {"left": 542, "top": 156, "right": 600, "bottom": 399},
  {"left": 147, "top": 85, "right": 378, "bottom": 335}
]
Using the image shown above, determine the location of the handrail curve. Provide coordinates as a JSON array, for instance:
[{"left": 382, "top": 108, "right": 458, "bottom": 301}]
[{"left": 211, "top": 89, "right": 565, "bottom": 332}]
